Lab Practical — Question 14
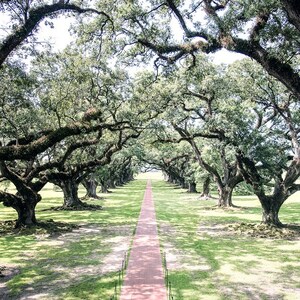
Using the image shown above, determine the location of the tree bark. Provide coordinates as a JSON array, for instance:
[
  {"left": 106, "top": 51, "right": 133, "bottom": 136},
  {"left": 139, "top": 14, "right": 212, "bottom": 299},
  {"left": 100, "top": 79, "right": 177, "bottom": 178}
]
[
  {"left": 1, "top": 191, "right": 41, "bottom": 227},
  {"left": 60, "top": 179, "right": 83, "bottom": 207},
  {"left": 259, "top": 196, "right": 283, "bottom": 226},
  {"left": 281, "top": 0, "right": 300, "bottom": 32},
  {"left": 180, "top": 178, "right": 188, "bottom": 189},
  {"left": 82, "top": 178, "right": 99, "bottom": 199},
  {"left": 200, "top": 176, "right": 211, "bottom": 199},
  {"left": 15, "top": 197, "right": 38, "bottom": 227},
  {"left": 217, "top": 186, "right": 233, "bottom": 207},
  {"left": 188, "top": 181, "right": 197, "bottom": 193},
  {"left": 101, "top": 182, "right": 109, "bottom": 193},
  {"left": 108, "top": 180, "right": 116, "bottom": 189}
]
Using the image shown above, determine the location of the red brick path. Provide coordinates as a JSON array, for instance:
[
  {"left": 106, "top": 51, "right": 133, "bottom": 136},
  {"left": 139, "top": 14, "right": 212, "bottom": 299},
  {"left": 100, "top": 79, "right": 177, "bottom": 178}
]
[{"left": 120, "top": 180, "right": 167, "bottom": 300}]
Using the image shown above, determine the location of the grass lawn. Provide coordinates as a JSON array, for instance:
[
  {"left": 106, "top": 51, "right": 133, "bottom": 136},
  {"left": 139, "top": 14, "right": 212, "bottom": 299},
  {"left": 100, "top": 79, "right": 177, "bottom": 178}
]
[
  {"left": 152, "top": 180, "right": 300, "bottom": 300},
  {"left": 1, "top": 175, "right": 299, "bottom": 299},
  {"left": 0, "top": 180, "right": 146, "bottom": 299}
]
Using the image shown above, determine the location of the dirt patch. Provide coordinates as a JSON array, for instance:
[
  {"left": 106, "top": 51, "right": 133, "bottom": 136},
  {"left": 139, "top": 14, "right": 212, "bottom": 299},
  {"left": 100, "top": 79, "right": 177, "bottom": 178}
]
[
  {"left": 101, "top": 235, "right": 131, "bottom": 273},
  {"left": 198, "top": 222, "right": 236, "bottom": 238},
  {"left": 217, "top": 256, "right": 300, "bottom": 299},
  {"left": 163, "top": 242, "right": 211, "bottom": 272},
  {"left": 199, "top": 206, "right": 261, "bottom": 221}
]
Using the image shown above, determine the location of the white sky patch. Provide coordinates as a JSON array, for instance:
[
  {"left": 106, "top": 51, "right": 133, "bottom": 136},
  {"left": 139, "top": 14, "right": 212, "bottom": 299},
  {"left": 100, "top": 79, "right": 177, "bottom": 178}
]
[
  {"left": 1, "top": 6, "right": 244, "bottom": 65},
  {"left": 0, "top": 11, "right": 75, "bottom": 51},
  {"left": 37, "top": 16, "right": 75, "bottom": 51},
  {"left": 210, "top": 49, "right": 246, "bottom": 65},
  {"left": 0, "top": 13, "right": 12, "bottom": 39}
]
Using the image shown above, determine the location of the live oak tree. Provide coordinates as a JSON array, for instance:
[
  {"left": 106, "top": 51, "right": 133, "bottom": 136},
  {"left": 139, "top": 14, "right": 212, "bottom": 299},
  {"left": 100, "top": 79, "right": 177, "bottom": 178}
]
[
  {"left": 0, "top": 0, "right": 112, "bottom": 66},
  {"left": 0, "top": 133, "right": 101, "bottom": 226},
  {"left": 122, "top": 0, "right": 300, "bottom": 99},
  {"left": 137, "top": 131, "right": 199, "bottom": 192},
  {"left": 0, "top": 47, "right": 163, "bottom": 226},
  {"left": 173, "top": 57, "right": 299, "bottom": 222},
  {"left": 82, "top": 174, "right": 101, "bottom": 199},
  {"left": 226, "top": 59, "right": 300, "bottom": 226},
  {"left": 169, "top": 125, "right": 243, "bottom": 207},
  {"left": 1, "top": 0, "right": 299, "bottom": 229},
  {"left": 47, "top": 130, "right": 140, "bottom": 209},
  {"left": 95, "top": 151, "right": 138, "bottom": 193},
  {"left": 152, "top": 59, "right": 245, "bottom": 207},
  {"left": 0, "top": 0, "right": 114, "bottom": 162}
]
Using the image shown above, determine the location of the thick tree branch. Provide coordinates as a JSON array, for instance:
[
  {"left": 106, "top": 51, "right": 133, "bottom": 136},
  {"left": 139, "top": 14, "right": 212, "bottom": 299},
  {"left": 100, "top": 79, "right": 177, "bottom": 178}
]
[
  {"left": 0, "top": 107, "right": 131, "bottom": 161},
  {"left": 0, "top": 2, "right": 112, "bottom": 66},
  {"left": 281, "top": 0, "right": 300, "bottom": 32}
]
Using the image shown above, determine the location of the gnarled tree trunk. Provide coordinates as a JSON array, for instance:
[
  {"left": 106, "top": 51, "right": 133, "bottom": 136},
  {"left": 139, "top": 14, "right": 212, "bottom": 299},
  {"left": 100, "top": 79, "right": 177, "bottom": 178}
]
[
  {"left": 200, "top": 176, "right": 211, "bottom": 199},
  {"left": 188, "top": 181, "right": 197, "bottom": 193},
  {"left": 217, "top": 186, "right": 234, "bottom": 207},
  {"left": 60, "top": 179, "right": 83, "bottom": 207},
  {"left": 258, "top": 194, "right": 284, "bottom": 226},
  {"left": 100, "top": 180, "right": 109, "bottom": 193},
  {"left": 15, "top": 197, "right": 39, "bottom": 227},
  {"left": 108, "top": 180, "right": 116, "bottom": 189},
  {"left": 1, "top": 191, "right": 41, "bottom": 228},
  {"left": 82, "top": 178, "right": 99, "bottom": 199}
]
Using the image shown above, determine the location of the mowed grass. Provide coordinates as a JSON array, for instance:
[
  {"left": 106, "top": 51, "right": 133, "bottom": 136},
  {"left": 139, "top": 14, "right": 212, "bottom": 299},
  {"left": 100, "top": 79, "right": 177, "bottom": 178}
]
[
  {"left": 0, "top": 180, "right": 146, "bottom": 299},
  {"left": 1, "top": 177, "right": 300, "bottom": 299},
  {"left": 152, "top": 180, "right": 300, "bottom": 300}
]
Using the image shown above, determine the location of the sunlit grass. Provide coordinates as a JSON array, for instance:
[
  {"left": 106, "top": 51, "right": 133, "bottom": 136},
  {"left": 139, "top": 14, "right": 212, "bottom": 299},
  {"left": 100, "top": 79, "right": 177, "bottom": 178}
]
[
  {"left": 1, "top": 178, "right": 299, "bottom": 299},
  {"left": 0, "top": 180, "right": 146, "bottom": 299},
  {"left": 152, "top": 180, "right": 300, "bottom": 300}
]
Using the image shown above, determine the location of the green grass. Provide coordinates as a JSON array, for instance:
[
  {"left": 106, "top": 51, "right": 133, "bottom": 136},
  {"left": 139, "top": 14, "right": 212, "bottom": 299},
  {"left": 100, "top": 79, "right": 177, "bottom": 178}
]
[
  {"left": 152, "top": 180, "right": 300, "bottom": 300},
  {"left": 0, "top": 180, "right": 146, "bottom": 299},
  {"left": 1, "top": 178, "right": 300, "bottom": 299}
]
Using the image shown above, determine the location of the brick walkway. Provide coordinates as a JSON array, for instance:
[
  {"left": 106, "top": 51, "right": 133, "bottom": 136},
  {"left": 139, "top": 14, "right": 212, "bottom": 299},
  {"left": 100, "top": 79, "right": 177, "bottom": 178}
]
[{"left": 120, "top": 180, "right": 167, "bottom": 300}]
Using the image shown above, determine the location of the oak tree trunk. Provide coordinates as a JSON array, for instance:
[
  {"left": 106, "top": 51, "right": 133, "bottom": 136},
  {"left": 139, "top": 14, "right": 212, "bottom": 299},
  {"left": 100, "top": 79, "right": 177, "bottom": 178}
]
[
  {"left": 188, "top": 182, "right": 197, "bottom": 193},
  {"left": 60, "top": 179, "right": 82, "bottom": 207},
  {"left": 15, "top": 197, "right": 39, "bottom": 227},
  {"left": 108, "top": 180, "right": 116, "bottom": 189},
  {"left": 82, "top": 179, "right": 99, "bottom": 199},
  {"left": 259, "top": 196, "right": 283, "bottom": 226},
  {"left": 218, "top": 186, "right": 233, "bottom": 207},
  {"left": 2, "top": 192, "right": 42, "bottom": 228},
  {"left": 101, "top": 182, "right": 109, "bottom": 193},
  {"left": 200, "top": 176, "right": 211, "bottom": 199}
]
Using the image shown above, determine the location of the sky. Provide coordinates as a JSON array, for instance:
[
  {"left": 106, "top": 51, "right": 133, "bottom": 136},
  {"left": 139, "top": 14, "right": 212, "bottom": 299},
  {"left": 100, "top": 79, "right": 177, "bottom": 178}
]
[
  {"left": 39, "top": 17, "right": 245, "bottom": 64},
  {"left": 0, "top": 8, "right": 245, "bottom": 66}
]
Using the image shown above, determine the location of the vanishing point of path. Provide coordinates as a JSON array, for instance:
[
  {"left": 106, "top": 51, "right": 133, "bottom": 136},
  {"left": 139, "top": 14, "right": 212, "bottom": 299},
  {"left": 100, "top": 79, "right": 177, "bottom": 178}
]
[{"left": 120, "top": 180, "right": 167, "bottom": 300}]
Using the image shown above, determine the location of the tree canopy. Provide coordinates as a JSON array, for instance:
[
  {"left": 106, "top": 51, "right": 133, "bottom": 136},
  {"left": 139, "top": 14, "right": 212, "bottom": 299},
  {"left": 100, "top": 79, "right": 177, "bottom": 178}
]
[{"left": 0, "top": 0, "right": 299, "bottom": 227}]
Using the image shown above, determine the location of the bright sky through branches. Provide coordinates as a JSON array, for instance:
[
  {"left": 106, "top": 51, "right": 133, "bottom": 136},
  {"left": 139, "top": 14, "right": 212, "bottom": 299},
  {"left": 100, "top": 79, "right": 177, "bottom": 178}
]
[
  {"left": 40, "top": 17, "right": 245, "bottom": 65},
  {"left": 0, "top": 7, "right": 244, "bottom": 65}
]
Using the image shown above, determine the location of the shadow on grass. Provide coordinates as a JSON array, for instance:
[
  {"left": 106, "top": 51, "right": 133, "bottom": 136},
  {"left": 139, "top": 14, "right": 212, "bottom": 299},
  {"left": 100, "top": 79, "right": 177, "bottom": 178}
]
[
  {"left": 2, "top": 224, "right": 124, "bottom": 298},
  {"left": 40, "top": 203, "right": 103, "bottom": 212},
  {"left": 0, "top": 179, "right": 147, "bottom": 299},
  {"left": 0, "top": 220, "right": 78, "bottom": 236}
]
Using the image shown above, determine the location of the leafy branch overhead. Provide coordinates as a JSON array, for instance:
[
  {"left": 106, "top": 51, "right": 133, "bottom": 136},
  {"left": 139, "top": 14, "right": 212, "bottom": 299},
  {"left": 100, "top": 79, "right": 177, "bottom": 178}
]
[
  {"left": 134, "top": 0, "right": 300, "bottom": 98},
  {"left": 0, "top": 0, "right": 299, "bottom": 228},
  {"left": 0, "top": 0, "right": 113, "bottom": 66}
]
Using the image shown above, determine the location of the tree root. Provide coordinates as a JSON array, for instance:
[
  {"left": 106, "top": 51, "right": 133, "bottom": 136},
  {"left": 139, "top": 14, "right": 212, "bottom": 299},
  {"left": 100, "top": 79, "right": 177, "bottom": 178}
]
[
  {"left": 0, "top": 219, "right": 78, "bottom": 236},
  {"left": 48, "top": 202, "right": 103, "bottom": 211},
  {"left": 226, "top": 222, "right": 300, "bottom": 239}
]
